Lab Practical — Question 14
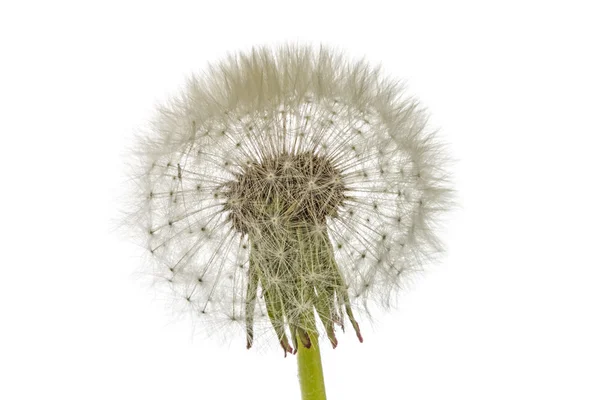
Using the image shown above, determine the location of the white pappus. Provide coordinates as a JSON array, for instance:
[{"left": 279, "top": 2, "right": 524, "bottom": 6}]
[{"left": 126, "top": 44, "right": 453, "bottom": 355}]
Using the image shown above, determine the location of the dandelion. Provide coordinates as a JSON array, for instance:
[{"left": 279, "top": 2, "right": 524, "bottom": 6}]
[{"left": 127, "top": 44, "right": 452, "bottom": 399}]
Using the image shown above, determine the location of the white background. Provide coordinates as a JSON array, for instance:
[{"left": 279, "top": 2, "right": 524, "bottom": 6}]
[{"left": 1, "top": 1, "right": 599, "bottom": 399}]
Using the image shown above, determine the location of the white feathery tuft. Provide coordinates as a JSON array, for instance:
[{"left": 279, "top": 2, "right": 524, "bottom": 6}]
[{"left": 125, "top": 44, "right": 453, "bottom": 354}]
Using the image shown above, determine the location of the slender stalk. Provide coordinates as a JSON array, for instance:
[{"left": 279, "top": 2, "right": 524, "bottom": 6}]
[{"left": 296, "top": 331, "right": 327, "bottom": 400}]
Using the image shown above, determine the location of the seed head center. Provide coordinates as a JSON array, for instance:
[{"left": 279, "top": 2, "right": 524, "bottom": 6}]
[{"left": 223, "top": 152, "right": 346, "bottom": 234}]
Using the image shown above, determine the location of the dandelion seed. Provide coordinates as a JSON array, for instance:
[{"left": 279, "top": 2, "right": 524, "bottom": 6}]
[{"left": 126, "top": 44, "right": 452, "bottom": 400}]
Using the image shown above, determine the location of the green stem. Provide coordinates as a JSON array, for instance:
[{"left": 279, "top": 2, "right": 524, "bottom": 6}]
[{"left": 296, "top": 332, "right": 327, "bottom": 400}]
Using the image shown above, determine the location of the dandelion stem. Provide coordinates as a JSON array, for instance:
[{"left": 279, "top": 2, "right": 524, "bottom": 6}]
[{"left": 296, "top": 330, "right": 327, "bottom": 400}]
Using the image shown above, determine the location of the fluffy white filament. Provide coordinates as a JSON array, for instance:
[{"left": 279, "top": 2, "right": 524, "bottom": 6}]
[{"left": 127, "top": 44, "right": 452, "bottom": 351}]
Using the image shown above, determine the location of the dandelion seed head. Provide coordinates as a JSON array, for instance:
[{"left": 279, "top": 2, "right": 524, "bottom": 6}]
[{"left": 127, "top": 44, "right": 452, "bottom": 353}]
